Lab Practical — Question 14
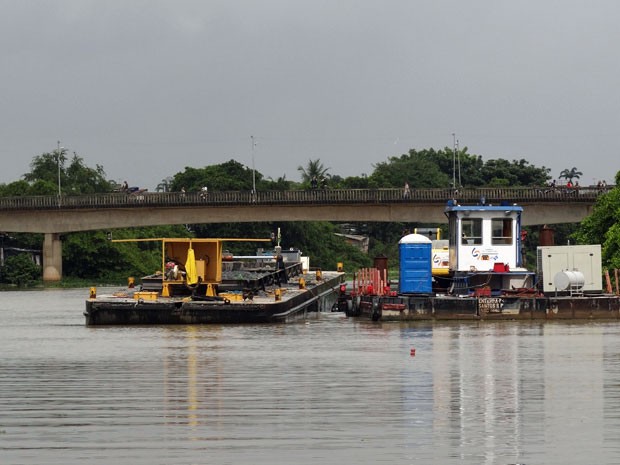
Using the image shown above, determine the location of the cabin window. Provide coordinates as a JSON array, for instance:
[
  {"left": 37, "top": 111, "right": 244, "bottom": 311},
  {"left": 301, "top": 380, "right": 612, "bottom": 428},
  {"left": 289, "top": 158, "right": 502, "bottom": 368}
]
[
  {"left": 461, "top": 218, "right": 482, "bottom": 245},
  {"left": 492, "top": 218, "right": 513, "bottom": 245}
]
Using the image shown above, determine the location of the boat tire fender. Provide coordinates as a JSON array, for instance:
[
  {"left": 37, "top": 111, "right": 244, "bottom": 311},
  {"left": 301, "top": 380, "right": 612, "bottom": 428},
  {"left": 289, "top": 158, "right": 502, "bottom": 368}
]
[{"left": 371, "top": 300, "right": 381, "bottom": 321}]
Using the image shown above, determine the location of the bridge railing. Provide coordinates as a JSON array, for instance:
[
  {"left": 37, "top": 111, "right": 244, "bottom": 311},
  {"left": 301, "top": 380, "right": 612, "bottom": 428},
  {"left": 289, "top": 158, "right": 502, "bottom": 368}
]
[{"left": 0, "top": 186, "right": 610, "bottom": 211}]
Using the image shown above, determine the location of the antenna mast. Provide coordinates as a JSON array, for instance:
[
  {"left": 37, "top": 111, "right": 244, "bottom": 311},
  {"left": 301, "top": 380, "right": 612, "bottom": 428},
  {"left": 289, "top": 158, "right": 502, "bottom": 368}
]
[
  {"left": 452, "top": 133, "right": 456, "bottom": 188},
  {"left": 251, "top": 135, "right": 256, "bottom": 194},
  {"left": 457, "top": 138, "right": 461, "bottom": 187}
]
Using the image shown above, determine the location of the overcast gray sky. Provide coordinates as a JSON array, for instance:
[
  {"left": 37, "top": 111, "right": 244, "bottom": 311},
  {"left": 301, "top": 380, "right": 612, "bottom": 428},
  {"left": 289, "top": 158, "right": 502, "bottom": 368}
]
[{"left": 2, "top": 0, "right": 619, "bottom": 189}]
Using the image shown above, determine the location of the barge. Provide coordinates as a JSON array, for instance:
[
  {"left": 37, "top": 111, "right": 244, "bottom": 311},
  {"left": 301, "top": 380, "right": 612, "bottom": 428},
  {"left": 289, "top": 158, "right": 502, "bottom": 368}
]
[
  {"left": 341, "top": 201, "right": 620, "bottom": 321},
  {"left": 85, "top": 237, "right": 345, "bottom": 325}
]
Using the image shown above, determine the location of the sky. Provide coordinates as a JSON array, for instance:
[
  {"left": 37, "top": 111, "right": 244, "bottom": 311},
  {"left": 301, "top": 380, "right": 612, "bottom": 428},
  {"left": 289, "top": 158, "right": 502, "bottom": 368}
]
[{"left": 2, "top": 0, "right": 619, "bottom": 190}]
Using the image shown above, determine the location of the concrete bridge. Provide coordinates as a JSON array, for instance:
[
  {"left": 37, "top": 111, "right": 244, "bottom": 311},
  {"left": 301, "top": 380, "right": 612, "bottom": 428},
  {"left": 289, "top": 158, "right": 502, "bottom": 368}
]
[{"left": 0, "top": 186, "right": 608, "bottom": 281}]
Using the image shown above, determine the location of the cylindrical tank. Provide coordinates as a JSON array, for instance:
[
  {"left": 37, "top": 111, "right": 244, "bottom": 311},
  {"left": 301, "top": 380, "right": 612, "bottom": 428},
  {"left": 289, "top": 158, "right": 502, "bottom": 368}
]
[
  {"left": 553, "top": 270, "right": 585, "bottom": 291},
  {"left": 399, "top": 234, "right": 432, "bottom": 294},
  {"left": 539, "top": 225, "right": 555, "bottom": 246},
  {"left": 374, "top": 254, "right": 388, "bottom": 276}
]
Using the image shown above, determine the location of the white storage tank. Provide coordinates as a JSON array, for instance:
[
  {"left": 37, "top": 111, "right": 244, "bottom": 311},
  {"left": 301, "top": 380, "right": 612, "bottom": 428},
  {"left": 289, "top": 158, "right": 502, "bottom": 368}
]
[{"left": 554, "top": 270, "right": 585, "bottom": 292}]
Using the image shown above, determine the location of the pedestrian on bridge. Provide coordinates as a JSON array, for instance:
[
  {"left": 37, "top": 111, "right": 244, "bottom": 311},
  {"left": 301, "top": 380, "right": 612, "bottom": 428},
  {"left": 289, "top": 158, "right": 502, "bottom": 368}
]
[{"left": 403, "top": 181, "right": 411, "bottom": 199}]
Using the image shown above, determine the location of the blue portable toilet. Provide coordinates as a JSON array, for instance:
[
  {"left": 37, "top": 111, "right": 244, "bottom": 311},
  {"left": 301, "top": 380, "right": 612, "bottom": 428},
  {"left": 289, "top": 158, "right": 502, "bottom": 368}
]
[{"left": 399, "top": 234, "right": 432, "bottom": 294}]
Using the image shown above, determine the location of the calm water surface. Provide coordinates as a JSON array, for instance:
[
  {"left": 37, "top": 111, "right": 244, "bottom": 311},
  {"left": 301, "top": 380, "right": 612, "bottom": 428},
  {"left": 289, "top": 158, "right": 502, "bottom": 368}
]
[{"left": 2, "top": 288, "right": 620, "bottom": 464}]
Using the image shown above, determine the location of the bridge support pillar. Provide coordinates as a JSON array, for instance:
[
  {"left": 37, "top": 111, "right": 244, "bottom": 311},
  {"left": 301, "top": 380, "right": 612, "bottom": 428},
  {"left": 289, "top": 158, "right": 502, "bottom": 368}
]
[{"left": 43, "top": 233, "right": 62, "bottom": 282}]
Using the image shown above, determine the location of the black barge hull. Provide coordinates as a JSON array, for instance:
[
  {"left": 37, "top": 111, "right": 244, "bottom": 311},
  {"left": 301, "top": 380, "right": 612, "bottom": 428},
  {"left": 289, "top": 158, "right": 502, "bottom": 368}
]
[
  {"left": 353, "top": 294, "right": 620, "bottom": 321},
  {"left": 85, "top": 272, "right": 344, "bottom": 325}
]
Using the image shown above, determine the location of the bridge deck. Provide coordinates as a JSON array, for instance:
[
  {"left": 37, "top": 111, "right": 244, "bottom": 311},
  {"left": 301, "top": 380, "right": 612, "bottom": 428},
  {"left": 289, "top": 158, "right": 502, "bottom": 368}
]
[{"left": 0, "top": 186, "right": 608, "bottom": 211}]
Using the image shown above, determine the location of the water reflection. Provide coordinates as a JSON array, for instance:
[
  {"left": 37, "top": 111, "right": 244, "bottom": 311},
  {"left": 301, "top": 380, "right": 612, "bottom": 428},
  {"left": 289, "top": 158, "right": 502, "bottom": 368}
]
[{"left": 1, "top": 290, "right": 620, "bottom": 464}]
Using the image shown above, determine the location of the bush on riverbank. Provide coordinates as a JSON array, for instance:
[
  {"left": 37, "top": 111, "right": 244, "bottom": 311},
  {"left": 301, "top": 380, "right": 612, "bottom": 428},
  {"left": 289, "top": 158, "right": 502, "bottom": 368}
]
[{"left": 0, "top": 253, "right": 41, "bottom": 287}]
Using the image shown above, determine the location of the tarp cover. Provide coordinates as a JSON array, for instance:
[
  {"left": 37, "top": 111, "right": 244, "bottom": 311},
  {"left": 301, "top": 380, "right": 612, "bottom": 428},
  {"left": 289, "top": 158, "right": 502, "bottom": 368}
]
[{"left": 185, "top": 247, "right": 198, "bottom": 285}]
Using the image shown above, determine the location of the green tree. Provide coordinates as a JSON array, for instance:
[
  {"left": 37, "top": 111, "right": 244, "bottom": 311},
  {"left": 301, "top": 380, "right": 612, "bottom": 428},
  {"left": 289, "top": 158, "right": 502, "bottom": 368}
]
[
  {"left": 370, "top": 148, "right": 451, "bottom": 188},
  {"left": 155, "top": 177, "right": 173, "bottom": 192},
  {"left": 1, "top": 253, "right": 41, "bottom": 286},
  {"left": 481, "top": 158, "right": 550, "bottom": 187},
  {"left": 23, "top": 150, "right": 112, "bottom": 195},
  {"left": 558, "top": 167, "right": 583, "bottom": 184},
  {"left": 0, "top": 180, "right": 35, "bottom": 197},
  {"left": 190, "top": 222, "right": 273, "bottom": 248},
  {"left": 66, "top": 153, "right": 112, "bottom": 194},
  {"left": 337, "top": 175, "right": 373, "bottom": 189},
  {"left": 260, "top": 175, "right": 297, "bottom": 191},
  {"left": 22, "top": 149, "right": 66, "bottom": 191},
  {"left": 63, "top": 225, "right": 193, "bottom": 282},
  {"left": 297, "top": 159, "right": 331, "bottom": 187},
  {"left": 573, "top": 185, "right": 620, "bottom": 269},
  {"left": 367, "top": 147, "right": 549, "bottom": 188},
  {"left": 274, "top": 221, "right": 371, "bottom": 271},
  {"left": 171, "top": 160, "right": 258, "bottom": 192}
]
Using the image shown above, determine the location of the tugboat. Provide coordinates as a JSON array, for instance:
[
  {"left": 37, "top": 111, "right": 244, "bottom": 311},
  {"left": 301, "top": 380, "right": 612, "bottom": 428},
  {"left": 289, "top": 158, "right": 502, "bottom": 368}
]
[
  {"left": 85, "top": 237, "right": 345, "bottom": 325},
  {"left": 345, "top": 200, "right": 620, "bottom": 321}
]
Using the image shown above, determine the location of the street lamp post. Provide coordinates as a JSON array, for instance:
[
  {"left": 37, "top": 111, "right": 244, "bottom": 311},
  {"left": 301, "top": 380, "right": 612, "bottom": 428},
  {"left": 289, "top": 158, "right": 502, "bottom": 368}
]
[
  {"left": 251, "top": 135, "right": 256, "bottom": 194},
  {"left": 452, "top": 133, "right": 456, "bottom": 189},
  {"left": 57, "top": 140, "right": 62, "bottom": 197}
]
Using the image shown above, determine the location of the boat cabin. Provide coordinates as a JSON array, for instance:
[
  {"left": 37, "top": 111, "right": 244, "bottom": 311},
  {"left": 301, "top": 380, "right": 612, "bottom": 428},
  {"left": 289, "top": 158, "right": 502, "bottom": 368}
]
[{"left": 445, "top": 202, "right": 524, "bottom": 273}]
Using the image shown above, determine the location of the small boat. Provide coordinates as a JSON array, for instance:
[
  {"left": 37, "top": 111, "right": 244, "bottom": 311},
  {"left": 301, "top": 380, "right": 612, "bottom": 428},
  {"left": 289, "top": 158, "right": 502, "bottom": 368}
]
[{"left": 85, "top": 237, "right": 345, "bottom": 325}]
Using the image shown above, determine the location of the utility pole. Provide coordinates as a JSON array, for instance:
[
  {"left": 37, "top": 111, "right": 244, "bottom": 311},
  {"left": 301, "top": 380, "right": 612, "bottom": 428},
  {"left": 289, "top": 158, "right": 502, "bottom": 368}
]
[
  {"left": 251, "top": 135, "right": 256, "bottom": 194},
  {"left": 56, "top": 140, "right": 63, "bottom": 207},
  {"left": 452, "top": 133, "right": 456, "bottom": 188},
  {"left": 456, "top": 137, "right": 461, "bottom": 187},
  {"left": 57, "top": 140, "right": 62, "bottom": 197}
]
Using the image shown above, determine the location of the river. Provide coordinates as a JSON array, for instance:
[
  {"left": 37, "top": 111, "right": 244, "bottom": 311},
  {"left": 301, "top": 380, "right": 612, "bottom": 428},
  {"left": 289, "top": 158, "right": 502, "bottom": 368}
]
[{"left": 1, "top": 288, "right": 620, "bottom": 464}]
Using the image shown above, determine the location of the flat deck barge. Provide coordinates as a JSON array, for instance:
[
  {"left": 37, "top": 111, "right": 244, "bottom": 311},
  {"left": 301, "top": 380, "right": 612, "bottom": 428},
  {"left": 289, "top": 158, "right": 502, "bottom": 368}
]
[
  {"left": 85, "top": 269, "right": 345, "bottom": 325},
  {"left": 351, "top": 293, "right": 620, "bottom": 321},
  {"left": 84, "top": 237, "right": 345, "bottom": 325}
]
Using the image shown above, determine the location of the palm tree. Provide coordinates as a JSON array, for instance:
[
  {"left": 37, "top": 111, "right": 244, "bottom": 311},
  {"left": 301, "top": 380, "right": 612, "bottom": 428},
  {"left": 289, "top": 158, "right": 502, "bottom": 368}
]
[
  {"left": 558, "top": 167, "right": 583, "bottom": 184},
  {"left": 297, "top": 159, "right": 330, "bottom": 184},
  {"left": 156, "top": 177, "right": 173, "bottom": 192}
]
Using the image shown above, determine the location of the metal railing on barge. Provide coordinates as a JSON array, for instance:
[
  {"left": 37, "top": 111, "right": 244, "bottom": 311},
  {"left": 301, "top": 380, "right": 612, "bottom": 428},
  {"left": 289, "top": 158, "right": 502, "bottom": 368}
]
[{"left": 0, "top": 186, "right": 611, "bottom": 211}]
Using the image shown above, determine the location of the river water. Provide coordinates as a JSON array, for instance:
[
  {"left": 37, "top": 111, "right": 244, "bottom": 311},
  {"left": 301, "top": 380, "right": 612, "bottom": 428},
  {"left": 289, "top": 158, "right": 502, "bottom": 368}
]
[{"left": 2, "top": 288, "right": 620, "bottom": 465}]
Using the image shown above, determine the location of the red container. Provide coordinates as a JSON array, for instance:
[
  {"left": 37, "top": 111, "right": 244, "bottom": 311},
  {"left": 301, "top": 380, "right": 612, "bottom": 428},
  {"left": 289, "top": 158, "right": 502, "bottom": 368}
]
[
  {"left": 493, "top": 262, "right": 506, "bottom": 272},
  {"left": 475, "top": 287, "right": 492, "bottom": 297}
]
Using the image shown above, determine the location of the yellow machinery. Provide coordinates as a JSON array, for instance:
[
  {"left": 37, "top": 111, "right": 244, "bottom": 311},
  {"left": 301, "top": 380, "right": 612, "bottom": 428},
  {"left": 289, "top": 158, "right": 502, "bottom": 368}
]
[
  {"left": 414, "top": 228, "right": 449, "bottom": 277},
  {"left": 112, "top": 237, "right": 272, "bottom": 293}
]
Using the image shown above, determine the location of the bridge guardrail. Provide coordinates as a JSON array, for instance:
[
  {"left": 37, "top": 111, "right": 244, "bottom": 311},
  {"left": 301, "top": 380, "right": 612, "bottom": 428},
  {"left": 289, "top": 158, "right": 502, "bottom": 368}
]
[{"left": 0, "top": 186, "right": 610, "bottom": 211}]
